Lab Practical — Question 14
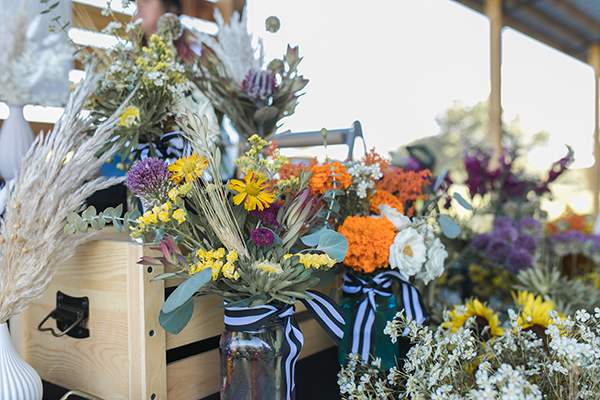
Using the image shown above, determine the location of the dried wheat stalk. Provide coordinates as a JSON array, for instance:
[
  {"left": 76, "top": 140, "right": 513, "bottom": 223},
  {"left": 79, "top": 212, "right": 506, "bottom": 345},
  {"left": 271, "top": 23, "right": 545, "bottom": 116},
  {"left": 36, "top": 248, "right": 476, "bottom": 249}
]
[{"left": 0, "top": 67, "right": 129, "bottom": 323}]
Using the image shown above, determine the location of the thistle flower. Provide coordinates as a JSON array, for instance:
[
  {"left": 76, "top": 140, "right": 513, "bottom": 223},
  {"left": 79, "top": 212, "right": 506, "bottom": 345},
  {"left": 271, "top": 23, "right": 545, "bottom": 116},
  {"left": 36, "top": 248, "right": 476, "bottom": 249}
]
[
  {"left": 493, "top": 225, "right": 518, "bottom": 242},
  {"left": 518, "top": 216, "right": 542, "bottom": 237},
  {"left": 471, "top": 233, "right": 491, "bottom": 251},
  {"left": 513, "top": 234, "right": 538, "bottom": 255},
  {"left": 125, "top": 157, "right": 176, "bottom": 209},
  {"left": 251, "top": 228, "right": 275, "bottom": 246},
  {"left": 506, "top": 247, "right": 533, "bottom": 273}
]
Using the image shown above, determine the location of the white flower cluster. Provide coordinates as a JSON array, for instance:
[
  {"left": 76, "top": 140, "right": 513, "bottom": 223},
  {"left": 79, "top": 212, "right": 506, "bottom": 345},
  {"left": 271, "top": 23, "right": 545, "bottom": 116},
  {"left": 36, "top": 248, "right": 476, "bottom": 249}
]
[
  {"left": 346, "top": 161, "right": 383, "bottom": 199},
  {"left": 339, "top": 307, "right": 600, "bottom": 400},
  {"left": 375, "top": 205, "right": 448, "bottom": 285}
]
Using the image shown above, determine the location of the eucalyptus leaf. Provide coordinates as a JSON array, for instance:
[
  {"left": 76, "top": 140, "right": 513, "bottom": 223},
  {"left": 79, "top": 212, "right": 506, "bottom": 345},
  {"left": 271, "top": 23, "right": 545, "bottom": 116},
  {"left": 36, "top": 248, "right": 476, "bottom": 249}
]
[
  {"left": 300, "top": 227, "right": 325, "bottom": 247},
  {"left": 64, "top": 224, "right": 76, "bottom": 235},
  {"left": 316, "top": 229, "right": 348, "bottom": 262},
  {"left": 452, "top": 192, "right": 473, "bottom": 210},
  {"left": 433, "top": 168, "right": 448, "bottom": 192},
  {"left": 75, "top": 218, "right": 88, "bottom": 233},
  {"left": 66, "top": 211, "right": 79, "bottom": 225},
  {"left": 113, "top": 203, "right": 123, "bottom": 219},
  {"left": 113, "top": 217, "right": 122, "bottom": 233},
  {"left": 159, "top": 297, "right": 194, "bottom": 334},
  {"left": 439, "top": 214, "right": 461, "bottom": 239},
  {"left": 162, "top": 268, "right": 212, "bottom": 314}
]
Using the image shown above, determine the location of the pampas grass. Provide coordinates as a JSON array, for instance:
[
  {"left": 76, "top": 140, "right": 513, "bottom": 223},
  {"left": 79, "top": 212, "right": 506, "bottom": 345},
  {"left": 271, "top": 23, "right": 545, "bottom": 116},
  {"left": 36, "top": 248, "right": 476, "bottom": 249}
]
[{"left": 0, "top": 66, "right": 130, "bottom": 323}]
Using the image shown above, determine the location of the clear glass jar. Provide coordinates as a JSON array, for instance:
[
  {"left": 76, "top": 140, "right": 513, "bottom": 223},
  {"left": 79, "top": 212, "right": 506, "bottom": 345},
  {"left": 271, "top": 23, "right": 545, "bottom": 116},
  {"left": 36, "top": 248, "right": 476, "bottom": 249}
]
[
  {"left": 219, "top": 317, "right": 292, "bottom": 400},
  {"left": 337, "top": 287, "right": 399, "bottom": 370}
]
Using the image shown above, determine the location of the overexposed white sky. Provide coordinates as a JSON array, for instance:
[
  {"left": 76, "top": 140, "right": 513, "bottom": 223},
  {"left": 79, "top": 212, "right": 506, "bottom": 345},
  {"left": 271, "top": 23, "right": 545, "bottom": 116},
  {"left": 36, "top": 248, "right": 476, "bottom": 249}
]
[{"left": 246, "top": 0, "right": 596, "bottom": 169}]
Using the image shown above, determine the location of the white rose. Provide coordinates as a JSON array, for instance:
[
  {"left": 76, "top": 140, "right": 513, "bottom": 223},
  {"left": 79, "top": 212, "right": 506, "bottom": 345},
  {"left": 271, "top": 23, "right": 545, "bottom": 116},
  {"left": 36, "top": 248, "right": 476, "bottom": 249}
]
[
  {"left": 374, "top": 204, "right": 412, "bottom": 231},
  {"left": 389, "top": 227, "right": 427, "bottom": 279},
  {"left": 416, "top": 238, "right": 448, "bottom": 285}
]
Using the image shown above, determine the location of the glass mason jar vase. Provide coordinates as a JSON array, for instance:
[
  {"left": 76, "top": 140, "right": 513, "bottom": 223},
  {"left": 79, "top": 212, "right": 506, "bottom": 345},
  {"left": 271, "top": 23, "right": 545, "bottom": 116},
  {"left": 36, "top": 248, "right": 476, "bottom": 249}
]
[
  {"left": 337, "top": 286, "right": 399, "bottom": 370},
  {"left": 219, "top": 317, "right": 292, "bottom": 400}
]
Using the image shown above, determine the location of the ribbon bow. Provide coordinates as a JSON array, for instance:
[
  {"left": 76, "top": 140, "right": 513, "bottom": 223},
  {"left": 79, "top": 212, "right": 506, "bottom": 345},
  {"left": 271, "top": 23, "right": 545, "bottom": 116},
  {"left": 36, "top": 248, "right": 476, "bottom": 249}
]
[
  {"left": 223, "top": 290, "right": 345, "bottom": 400},
  {"left": 342, "top": 270, "right": 427, "bottom": 362}
]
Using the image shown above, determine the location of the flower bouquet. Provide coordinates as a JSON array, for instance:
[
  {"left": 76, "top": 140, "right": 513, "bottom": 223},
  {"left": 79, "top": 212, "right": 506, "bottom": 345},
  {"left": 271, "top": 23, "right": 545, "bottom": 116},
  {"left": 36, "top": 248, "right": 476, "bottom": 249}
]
[
  {"left": 67, "top": 112, "right": 348, "bottom": 400},
  {"left": 187, "top": 9, "right": 308, "bottom": 141},
  {"left": 338, "top": 291, "right": 600, "bottom": 400},
  {"left": 307, "top": 150, "right": 462, "bottom": 369}
]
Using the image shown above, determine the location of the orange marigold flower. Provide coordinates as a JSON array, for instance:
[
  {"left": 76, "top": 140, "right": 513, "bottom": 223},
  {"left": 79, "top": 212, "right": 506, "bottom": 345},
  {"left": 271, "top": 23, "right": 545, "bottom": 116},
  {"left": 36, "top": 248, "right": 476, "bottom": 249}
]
[
  {"left": 375, "top": 166, "right": 431, "bottom": 217},
  {"left": 309, "top": 161, "right": 352, "bottom": 195},
  {"left": 337, "top": 216, "right": 397, "bottom": 273},
  {"left": 370, "top": 189, "right": 404, "bottom": 215}
]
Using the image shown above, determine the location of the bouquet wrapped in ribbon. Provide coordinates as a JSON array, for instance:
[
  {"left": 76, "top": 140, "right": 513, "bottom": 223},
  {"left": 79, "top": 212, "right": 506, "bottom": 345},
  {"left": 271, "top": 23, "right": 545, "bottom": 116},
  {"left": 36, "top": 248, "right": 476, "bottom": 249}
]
[
  {"left": 308, "top": 150, "right": 462, "bottom": 369},
  {"left": 67, "top": 111, "right": 348, "bottom": 400}
]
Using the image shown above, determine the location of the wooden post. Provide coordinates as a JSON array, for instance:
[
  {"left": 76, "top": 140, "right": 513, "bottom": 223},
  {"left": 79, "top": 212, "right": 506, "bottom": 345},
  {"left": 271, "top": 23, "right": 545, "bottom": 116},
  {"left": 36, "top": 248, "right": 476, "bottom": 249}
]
[
  {"left": 588, "top": 43, "right": 600, "bottom": 217},
  {"left": 485, "top": 0, "right": 503, "bottom": 169}
]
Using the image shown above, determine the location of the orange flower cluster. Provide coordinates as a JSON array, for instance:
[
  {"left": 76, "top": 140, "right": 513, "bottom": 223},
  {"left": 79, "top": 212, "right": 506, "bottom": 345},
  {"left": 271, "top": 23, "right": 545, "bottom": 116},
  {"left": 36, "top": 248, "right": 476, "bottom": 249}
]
[
  {"left": 278, "top": 161, "right": 310, "bottom": 180},
  {"left": 309, "top": 161, "right": 352, "bottom": 195},
  {"left": 363, "top": 148, "right": 390, "bottom": 170},
  {"left": 369, "top": 189, "right": 404, "bottom": 215},
  {"left": 546, "top": 207, "right": 594, "bottom": 235},
  {"left": 375, "top": 166, "right": 431, "bottom": 217},
  {"left": 337, "top": 216, "right": 397, "bottom": 273}
]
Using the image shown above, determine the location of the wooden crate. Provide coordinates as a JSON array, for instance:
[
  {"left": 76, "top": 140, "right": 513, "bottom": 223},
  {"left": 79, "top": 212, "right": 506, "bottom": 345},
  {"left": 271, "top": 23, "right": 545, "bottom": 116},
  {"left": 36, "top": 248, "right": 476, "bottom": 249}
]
[{"left": 20, "top": 231, "right": 337, "bottom": 399}]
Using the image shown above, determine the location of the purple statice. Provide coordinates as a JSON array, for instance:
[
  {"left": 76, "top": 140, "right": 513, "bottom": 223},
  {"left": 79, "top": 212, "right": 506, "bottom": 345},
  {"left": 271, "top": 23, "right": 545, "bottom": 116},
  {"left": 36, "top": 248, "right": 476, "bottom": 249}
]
[
  {"left": 513, "top": 234, "right": 538, "bottom": 255},
  {"left": 251, "top": 202, "right": 281, "bottom": 230},
  {"left": 471, "top": 233, "right": 491, "bottom": 251},
  {"left": 536, "top": 147, "right": 574, "bottom": 195},
  {"left": 518, "top": 216, "right": 542, "bottom": 237},
  {"left": 251, "top": 228, "right": 275, "bottom": 246},
  {"left": 506, "top": 247, "right": 533, "bottom": 273},
  {"left": 403, "top": 157, "right": 422, "bottom": 172},
  {"left": 493, "top": 225, "right": 518, "bottom": 242},
  {"left": 125, "top": 157, "right": 175, "bottom": 209},
  {"left": 242, "top": 69, "right": 276, "bottom": 101},
  {"left": 486, "top": 239, "right": 511, "bottom": 263}
]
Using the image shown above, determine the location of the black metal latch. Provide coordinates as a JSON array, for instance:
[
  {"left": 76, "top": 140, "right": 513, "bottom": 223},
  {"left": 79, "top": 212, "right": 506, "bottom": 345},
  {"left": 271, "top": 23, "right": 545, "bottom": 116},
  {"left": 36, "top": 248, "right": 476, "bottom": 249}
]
[{"left": 38, "top": 291, "right": 89, "bottom": 339}]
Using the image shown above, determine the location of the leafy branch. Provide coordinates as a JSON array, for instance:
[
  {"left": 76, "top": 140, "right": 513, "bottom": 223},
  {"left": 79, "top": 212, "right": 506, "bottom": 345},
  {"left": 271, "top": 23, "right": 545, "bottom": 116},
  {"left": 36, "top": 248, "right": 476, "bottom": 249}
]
[{"left": 63, "top": 204, "right": 141, "bottom": 234}]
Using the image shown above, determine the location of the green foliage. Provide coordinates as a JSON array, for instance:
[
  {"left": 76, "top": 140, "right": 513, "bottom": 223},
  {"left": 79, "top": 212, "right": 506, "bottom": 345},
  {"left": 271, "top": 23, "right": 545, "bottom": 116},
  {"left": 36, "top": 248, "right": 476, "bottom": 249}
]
[{"left": 63, "top": 205, "right": 140, "bottom": 234}]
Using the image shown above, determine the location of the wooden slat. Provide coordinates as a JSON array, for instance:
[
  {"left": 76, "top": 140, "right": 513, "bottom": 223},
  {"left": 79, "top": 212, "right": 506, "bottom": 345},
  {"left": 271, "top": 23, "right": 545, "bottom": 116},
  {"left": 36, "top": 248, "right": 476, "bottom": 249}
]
[
  {"left": 20, "top": 241, "right": 132, "bottom": 399},
  {"left": 165, "top": 295, "right": 224, "bottom": 350},
  {"left": 128, "top": 244, "right": 167, "bottom": 398},
  {"left": 72, "top": 2, "right": 131, "bottom": 32}
]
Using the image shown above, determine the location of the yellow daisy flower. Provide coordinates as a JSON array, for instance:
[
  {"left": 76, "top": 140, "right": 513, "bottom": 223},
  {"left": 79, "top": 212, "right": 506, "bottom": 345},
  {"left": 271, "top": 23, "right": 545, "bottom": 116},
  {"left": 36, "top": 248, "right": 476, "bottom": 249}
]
[
  {"left": 119, "top": 106, "right": 140, "bottom": 127},
  {"left": 169, "top": 154, "right": 208, "bottom": 184},
  {"left": 229, "top": 171, "right": 276, "bottom": 211},
  {"left": 443, "top": 298, "right": 504, "bottom": 338}
]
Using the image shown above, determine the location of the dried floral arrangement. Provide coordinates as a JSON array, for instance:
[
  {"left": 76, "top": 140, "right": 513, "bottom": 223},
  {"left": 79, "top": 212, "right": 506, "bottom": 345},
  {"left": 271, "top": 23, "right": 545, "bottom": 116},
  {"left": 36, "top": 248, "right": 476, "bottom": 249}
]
[
  {"left": 338, "top": 291, "right": 600, "bottom": 400},
  {"left": 0, "top": 0, "right": 72, "bottom": 106},
  {"left": 66, "top": 112, "right": 348, "bottom": 334},
  {"left": 188, "top": 9, "right": 308, "bottom": 140},
  {"left": 0, "top": 69, "right": 129, "bottom": 323}
]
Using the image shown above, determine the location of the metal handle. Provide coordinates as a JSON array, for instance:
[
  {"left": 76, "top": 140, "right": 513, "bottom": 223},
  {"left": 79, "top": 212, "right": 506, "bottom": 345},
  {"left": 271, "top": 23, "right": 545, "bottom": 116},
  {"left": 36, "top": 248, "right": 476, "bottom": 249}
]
[
  {"left": 60, "top": 390, "right": 104, "bottom": 400},
  {"left": 38, "top": 310, "right": 85, "bottom": 338},
  {"left": 37, "top": 291, "right": 90, "bottom": 338}
]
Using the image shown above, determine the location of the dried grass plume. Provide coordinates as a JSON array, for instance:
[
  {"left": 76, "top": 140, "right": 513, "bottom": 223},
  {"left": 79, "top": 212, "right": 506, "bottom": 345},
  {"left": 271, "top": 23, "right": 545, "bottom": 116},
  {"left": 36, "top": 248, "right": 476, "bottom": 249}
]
[{"left": 0, "top": 67, "right": 129, "bottom": 323}]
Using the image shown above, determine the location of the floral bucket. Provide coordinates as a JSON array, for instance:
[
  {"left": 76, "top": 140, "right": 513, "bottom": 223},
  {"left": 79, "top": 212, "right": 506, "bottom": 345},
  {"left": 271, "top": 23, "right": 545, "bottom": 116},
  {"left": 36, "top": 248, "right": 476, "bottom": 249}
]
[{"left": 337, "top": 271, "right": 427, "bottom": 369}]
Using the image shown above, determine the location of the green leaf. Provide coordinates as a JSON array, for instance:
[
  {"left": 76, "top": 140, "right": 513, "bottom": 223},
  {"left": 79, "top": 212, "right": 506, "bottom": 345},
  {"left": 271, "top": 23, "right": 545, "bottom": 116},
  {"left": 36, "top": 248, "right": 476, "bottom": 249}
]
[
  {"left": 262, "top": 229, "right": 282, "bottom": 253},
  {"left": 90, "top": 218, "right": 101, "bottom": 230},
  {"left": 316, "top": 229, "right": 348, "bottom": 262},
  {"left": 433, "top": 168, "right": 448, "bottom": 192},
  {"left": 159, "top": 297, "right": 194, "bottom": 334},
  {"left": 216, "top": 295, "right": 268, "bottom": 309},
  {"left": 49, "top": 1, "right": 59, "bottom": 9},
  {"left": 439, "top": 214, "right": 461, "bottom": 239},
  {"left": 66, "top": 211, "right": 79, "bottom": 225},
  {"left": 64, "top": 224, "right": 76, "bottom": 235},
  {"left": 162, "top": 268, "right": 212, "bottom": 314},
  {"left": 150, "top": 272, "right": 182, "bottom": 282},
  {"left": 452, "top": 192, "right": 473, "bottom": 210},
  {"left": 300, "top": 227, "right": 325, "bottom": 247},
  {"left": 113, "top": 203, "right": 123, "bottom": 219},
  {"left": 113, "top": 217, "right": 122, "bottom": 233},
  {"left": 40, "top": 9, "right": 51, "bottom": 14},
  {"left": 82, "top": 206, "right": 96, "bottom": 221},
  {"left": 75, "top": 218, "right": 88, "bottom": 233}
]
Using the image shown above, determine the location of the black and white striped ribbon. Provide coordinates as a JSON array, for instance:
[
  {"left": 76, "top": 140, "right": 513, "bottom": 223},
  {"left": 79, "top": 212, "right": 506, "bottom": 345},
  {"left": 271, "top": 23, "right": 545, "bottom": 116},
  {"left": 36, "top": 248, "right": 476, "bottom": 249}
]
[
  {"left": 342, "top": 270, "right": 427, "bottom": 362},
  {"left": 223, "top": 291, "right": 346, "bottom": 400}
]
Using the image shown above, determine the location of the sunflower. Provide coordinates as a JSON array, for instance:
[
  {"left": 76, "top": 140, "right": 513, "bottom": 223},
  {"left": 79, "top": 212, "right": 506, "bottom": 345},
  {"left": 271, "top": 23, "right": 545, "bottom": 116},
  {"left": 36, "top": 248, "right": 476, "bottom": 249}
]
[
  {"left": 229, "top": 171, "right": 276, "bottom": 211},
  {"left": 514, "top": 291, "right": 562, "bottom": 330},
  {"left": 168, "top": 154, "right": 208, "bottom": 184},
  {"left": 443, "top": 298, "right": 504, "bottom": 338}
]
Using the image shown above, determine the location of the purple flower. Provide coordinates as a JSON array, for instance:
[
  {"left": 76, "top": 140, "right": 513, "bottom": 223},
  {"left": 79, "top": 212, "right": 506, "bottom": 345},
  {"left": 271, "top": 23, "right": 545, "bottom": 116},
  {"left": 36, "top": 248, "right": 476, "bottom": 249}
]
[
  {"left": 251, "top": 202, "right": 281, "bottom": 229},
  {"left": 471, "top": 233, "right": 491, "bottom": 251},
  {"left": 125, "top": 157, "right": 175, "bottom": 209},
  {"left": 251, "top": 228, "right": 275, "bottom": 246},
  {"left": 518, "top": 216, "right": 542, "bottom": 237},
  {"left": 494, "top": 216, "right": 516, "bottom": 230},
  {"left": 506, "top": 247, "right": 533, "bottom": 273},
  {"left": 242, "top": 69, "right": 276, "bottom": 100},
  {"left": 493, "top": 225, "right": 518, "bottom": 242},
  {"left": 513, "top": 234, "right": 538, "bottom": 255},
  {"left": 486, "top": 239, "right": 511, "bottom": 263},
  {"left": 566, "top": 230, "right": 586, "bottom": 242},
  {"left": 550, "top": 233, "right": 570, "bottom": 245}
]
